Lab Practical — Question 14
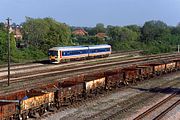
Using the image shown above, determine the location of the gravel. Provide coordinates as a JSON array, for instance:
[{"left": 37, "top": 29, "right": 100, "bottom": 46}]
[{"left": 161, "top": 104, "right": 180, "bottom": 120}]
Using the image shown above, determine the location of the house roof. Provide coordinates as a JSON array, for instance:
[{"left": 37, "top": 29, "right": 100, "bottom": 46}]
[
  {"left": 72, "top": 28, "right": 88, "bottom": 36},
  {"left": 95, "top": 33, "right": 108, "bottom": 38}
]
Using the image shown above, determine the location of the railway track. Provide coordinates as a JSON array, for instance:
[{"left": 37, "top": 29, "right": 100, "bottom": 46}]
[
  {"left": 40, "top": 88, "right": 115, "bottom": 120},
  {"left": 134, "top": 91, "right": 180, "bottom": 120},
  {"left": 83, "top": 81, "right": 180, "bottom": 120},
  {"left": 0, "top": 52, "right": 179, "bottom": 95},
  {"left": 37, "top": 72, "right": 179, "bottom": 120},
  {"left": 0, "top": 51, "right": 173, "bottom": 78},
  {"left": 0, "top": 53, "right": 178, "bottom": 91},
  {"left": 0, "top": 50, "right": 142, "bottom": 72},
  {"left": 0, "top": 52, "right": 179, "bottom": 83},
  {"left": 0, "top": 51, "right": 180, "bottom": 119},
  {"left": 0, "top": 50, "right": 141, "bottom": 77},
  {"left": 153, "top": 99, "right": 180, "bottom": 120},
  {"left": 1, "top": 53, "right": 177, "bottom": 87},
  {"left": 0, "top": 63, "right": 45, "bottom": 73}
]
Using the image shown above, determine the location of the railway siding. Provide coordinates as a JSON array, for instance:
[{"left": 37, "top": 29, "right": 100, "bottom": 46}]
[
  {"left": 0, "top": 53, "right": 179, "bottom": 95},
  {"left": 0, "top": 57, "right": 174, "bottom": 93},
  {"left": 43, "top": 72, "right": 180, "bottom": 120},
  {"left": 0, "top": 50, "right": 141, "bottom": 77},
  {"left": 0, "top": 52, "right": 180, "bottom": 119},
  {"left": 160, "top": 102, "right": 180, "bottom": 120},
  {"left": 0, "top": 52, "right": 179, "bottom": 86},
  {"left": 134, "top": 92, "right": 180, "bottom": 120}
]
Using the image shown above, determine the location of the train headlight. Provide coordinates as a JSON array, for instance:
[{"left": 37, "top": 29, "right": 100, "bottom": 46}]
[{"left": 49, "top": 56, "right": 56, "bottom": 60}]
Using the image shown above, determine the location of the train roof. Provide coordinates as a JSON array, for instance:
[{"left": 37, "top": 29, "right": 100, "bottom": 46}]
[
  {"left": 49, "top": 44, "right": 111, "bottom": 51},
  {"left": 49, "top": 46, "right": 88, "bottom": 51},
  {"left": 88, "top": 44, "right": 111, "bottom": 49}
]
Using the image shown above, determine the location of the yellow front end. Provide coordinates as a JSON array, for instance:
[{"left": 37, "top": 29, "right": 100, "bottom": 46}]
[{"left": 48, "top": 50, "right": 60, "bottom": 63}]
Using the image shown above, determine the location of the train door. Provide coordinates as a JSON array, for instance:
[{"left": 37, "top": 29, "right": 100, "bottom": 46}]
[{"left": 59, "top": 50, "right": 62, "bottom": 63}]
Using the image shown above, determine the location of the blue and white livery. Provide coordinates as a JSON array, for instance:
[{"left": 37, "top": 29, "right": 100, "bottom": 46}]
[{"left": 48, "top": 44, "right": 111, "bottom": 63}]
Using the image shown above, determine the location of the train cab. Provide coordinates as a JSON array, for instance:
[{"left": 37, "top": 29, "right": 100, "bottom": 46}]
[{"left": 48, "top": 48, "right": 61, "bottom": 63}]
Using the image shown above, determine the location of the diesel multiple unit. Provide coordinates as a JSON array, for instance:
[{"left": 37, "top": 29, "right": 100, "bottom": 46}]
[{"left": 48, "top": 44, "right": 111, "bottom": 63}]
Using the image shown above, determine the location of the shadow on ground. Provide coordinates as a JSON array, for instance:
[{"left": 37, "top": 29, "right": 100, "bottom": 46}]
[
  {"left": 33, "top": 60, "right": 51, "bottom": 64},
  {"left": 131, "top": 86, "right": 180, "bottom": 95}
]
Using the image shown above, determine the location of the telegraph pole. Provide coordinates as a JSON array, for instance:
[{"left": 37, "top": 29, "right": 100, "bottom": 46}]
[
  {"left": 6, "top": 18, "right": 11, "bottom": 86},
  {"left": 178, "top": 45, "right": 180, "bottom": 53}
]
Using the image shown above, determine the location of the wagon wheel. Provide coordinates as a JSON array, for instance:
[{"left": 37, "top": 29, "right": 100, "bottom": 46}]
[
  {"left": 56, "top": 102, "right": 61, "bottom": 109},
  {"left": 13, "top": 114, "right": 19, "bottom": 120},
  {"left": 117, "top": 82, "right": 125, "bottom": 88},
  {"left": 113, "top": 82, "right": 117, "bottom": 89},
  {"left": 39, "top": 108, "right": 45, "bottom": 116},
  {"left": 132, "top": 79, "right": 137, "bottom": 85},
  {"left": 94, "top": 89, "right": 98, "bottom": 96},
  {"left": 9, "top": 116, "right": 13, "bottom": 120},
  {"left": 21, "top": 113, "right": 27, "bottom": 120},
  {"left": 123, "top": 80, "right": 128, "bottom": 86},
  {"left": 70, "top": 97, "right": 74, "bottom": 104}
]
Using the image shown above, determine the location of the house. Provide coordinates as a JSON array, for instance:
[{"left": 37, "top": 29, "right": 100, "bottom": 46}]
[
  {"left": 72, "top": 28, "right": 88, "bottom": 36},
  {"left": 5, "top": 23, "right": 23, "bottom": 40},
  {"left": 9, "top": 25, "right": 24, "bottom": 48},
  {"left": 95, "top": 33, "right": 108, "bottom": 38},
  {"left": 13, "top": 27, "right": 23, "bottom": 40}
]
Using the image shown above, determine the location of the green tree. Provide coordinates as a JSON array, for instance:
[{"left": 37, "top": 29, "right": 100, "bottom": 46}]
[
  {"left": 22, "top": 17, "right": 72, "bottom": 52},
  {"left": 0, "top": 30, "right": 7, "bottom": 61},
  {"left": 142, "top": 20, "right": 170, "bottom": 42},
  {"left": 0, "top": 22, "right": 5, "bottom": 31},
  {"left": 107, "top": 26, "right": 140, "bottom": 50},
  {"left": 95, "top": 23, "right": 106, "bottom": 33},
  {"left": 0, "top": 29, "right": 17, "bottom": 63},
  {"left": 171, "top": 23, "right": 180, "bottom": 35},
  {"left": 88, "top": 23, "right": 106, "bottom": 35},
  {"left": 125, "top": 25, "right": 141, "bottom": 33},
  {"left": 107, "top": 26, "right": 139, "bottom": 41}
]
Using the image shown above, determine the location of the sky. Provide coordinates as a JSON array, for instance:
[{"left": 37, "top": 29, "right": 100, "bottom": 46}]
[{"left": 0, "top": 0, "right": 180, "bottom": 27}]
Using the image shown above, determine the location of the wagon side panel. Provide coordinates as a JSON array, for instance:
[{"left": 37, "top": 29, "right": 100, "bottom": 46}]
[{"left": 1, "top": 103, "right": 17, "bottom": 119}]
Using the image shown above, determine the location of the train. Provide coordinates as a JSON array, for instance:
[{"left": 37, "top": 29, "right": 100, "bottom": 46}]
[
  {"left": 0, "top": 59, "right": 180, "bottom": 119},
  {"left": 48, "top": 44, "right": 112, "bottom": 63}
]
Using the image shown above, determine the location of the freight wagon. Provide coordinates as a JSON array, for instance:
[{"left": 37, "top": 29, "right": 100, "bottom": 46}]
[
  {"left": 56, "top": 81, "right": 84, "bottom": 107},
  {"left": 174, "top": 59, "right": 180, "bottom": 70},
  {"left": 137, "top": 65, "right": 154, "bottom": 79},
  {"left": 122, "top": 67, "right": 140, "bottom": 85},
  {"left": 1, "top": 59, "right": 180, "bottom": 119},
  {"left": 0, "top": 90, "right": 26, "bottom": 100},
  {"left": 105, "top": 74, "right": 122, "bottom": 89},
  {"left": 0, "top": 102, "right": 19, "bottom": 120},
  {"left": 104, "top": 69, "right": 124, "bottom": 89},
  {"left": 84, "top": 77, "right": 106, "bottom": 95},
  {"left": 20, "top": 90, "right": 54, "bottom": 119},
  {"left": 165, "top": 62, "right": 176, "bottom": 72},
  {"left": 150, "top": 63, "right": 166, "bottom": 75},
  {"left": 148, "top": 61, "right": 177, "bottom": 76}
]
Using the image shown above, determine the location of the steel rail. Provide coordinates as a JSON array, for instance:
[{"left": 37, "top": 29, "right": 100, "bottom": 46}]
[
  {"left": 0, "top": 54, "right": 178, "bottom": 84},
  {"left": 134, "top": 92, "right": 178, "bottom": 120},
  {"left": 83, "top": 83, "right": 180, "bottom": 120},
  {"left": 0, "top": 53, "right": 179, "bottom": 81},
  {"left": 153, "top": 99, "right": 180, "bottom": 120}
]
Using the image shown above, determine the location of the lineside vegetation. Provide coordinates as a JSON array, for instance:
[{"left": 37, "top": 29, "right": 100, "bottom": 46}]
[{"left": 0, "top": 18, "right": 180, "bottom": 64}]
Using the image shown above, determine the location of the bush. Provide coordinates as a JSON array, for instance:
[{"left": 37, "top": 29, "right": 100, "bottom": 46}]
[{"left": 11, "top": 46, "right": 46, "bottom": 63}]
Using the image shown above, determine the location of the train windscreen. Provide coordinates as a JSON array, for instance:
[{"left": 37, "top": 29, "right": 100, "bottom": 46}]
[{"left": 48, "top": 50, "right": 58, "bottom": 56}]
